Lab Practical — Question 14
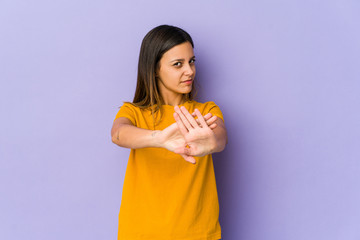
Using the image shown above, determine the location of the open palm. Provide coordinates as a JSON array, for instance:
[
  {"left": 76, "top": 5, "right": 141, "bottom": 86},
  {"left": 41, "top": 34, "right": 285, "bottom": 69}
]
[
  {"left": 157, "top": 111, "right": 218, "bottom": 163},
  {"left": 158, "top": 122, "right": 186, "bottom": 152},
  {"left": 173, "top": 106, "right": 217, "bottom": 157}
]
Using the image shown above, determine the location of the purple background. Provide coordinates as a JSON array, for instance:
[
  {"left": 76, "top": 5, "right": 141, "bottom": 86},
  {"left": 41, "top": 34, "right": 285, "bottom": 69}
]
[{"left": 1, "top": 0, "right": 360, "bottom": 239}]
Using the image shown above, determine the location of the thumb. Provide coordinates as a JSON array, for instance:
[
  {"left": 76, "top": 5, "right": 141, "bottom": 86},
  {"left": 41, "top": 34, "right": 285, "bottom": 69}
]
[{"left": 181, "top": 154, "right": 196, "bottom": 164}]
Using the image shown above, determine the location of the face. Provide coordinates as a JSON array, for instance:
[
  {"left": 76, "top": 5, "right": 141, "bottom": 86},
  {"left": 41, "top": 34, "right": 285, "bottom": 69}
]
[{"left": 156, "top": 41, "right": 196, "bottom": 103}]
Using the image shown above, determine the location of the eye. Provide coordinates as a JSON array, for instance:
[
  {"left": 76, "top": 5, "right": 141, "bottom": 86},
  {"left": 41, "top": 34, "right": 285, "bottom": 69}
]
[
  {"left": 173, "top": 62, "right": 182, "bottom": 67},
  {"left": 190, "top": 58, "right": 196, "bottom": 64}
]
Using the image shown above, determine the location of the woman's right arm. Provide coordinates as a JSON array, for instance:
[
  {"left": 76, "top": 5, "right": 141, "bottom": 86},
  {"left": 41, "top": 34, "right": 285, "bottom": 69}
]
[
  {"left": 111, "top": 114, "right": 218, "bottom": 164},
  {"left": 111, "top": 113, "right": 218, "bottom": 150},
  {"left": 111, "top": 117, "right": 161, "bottom": 149}
]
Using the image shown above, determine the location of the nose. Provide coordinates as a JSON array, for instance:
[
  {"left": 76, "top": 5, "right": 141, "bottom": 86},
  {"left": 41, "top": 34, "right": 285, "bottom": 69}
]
[{"left": 184, "top": 63, "right": 195, "bottom": 77}]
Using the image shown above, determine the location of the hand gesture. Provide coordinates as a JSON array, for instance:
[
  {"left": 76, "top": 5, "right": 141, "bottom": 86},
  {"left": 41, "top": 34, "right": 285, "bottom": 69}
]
[
  {"left": 157, "top": 111, "right": 218, "bottom": 164},
  {"left": 173, "top": 106, "right": 217, "bottom": 161}
]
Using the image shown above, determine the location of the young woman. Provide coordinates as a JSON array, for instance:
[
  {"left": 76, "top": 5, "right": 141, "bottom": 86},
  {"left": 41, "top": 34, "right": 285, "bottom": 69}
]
[{"left": 111, "top": 25, "right": 227, "bottom": 240}]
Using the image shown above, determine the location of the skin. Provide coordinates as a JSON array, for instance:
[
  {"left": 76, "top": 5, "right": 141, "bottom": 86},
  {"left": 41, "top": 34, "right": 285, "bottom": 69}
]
[
  {"left": 173, "top": 106, "right": 227, "bottom": 158},
  {"left": 156, "top": 41, "right": 196, "bottom": 106},
  {"left": 111, "top": 113, "right": 218, "bottom": 163},
  {"left": 111, "top": 41, "right": 227, "bottom": 164}
]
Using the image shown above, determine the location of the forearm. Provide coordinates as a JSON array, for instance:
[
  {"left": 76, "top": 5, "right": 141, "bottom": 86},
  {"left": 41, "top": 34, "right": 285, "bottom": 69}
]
[
  {"left": 211, "top": 133, "right": 227, "bottom": 154},
  {"left": 112, "top": 124, "right": 161, "bottom": 149},
  {"left": 210, "top": 121, "right": 228, "bottom": 154}
]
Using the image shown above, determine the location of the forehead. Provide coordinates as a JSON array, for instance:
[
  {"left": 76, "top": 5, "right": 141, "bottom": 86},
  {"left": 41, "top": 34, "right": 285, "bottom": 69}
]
[{"left": 161, "top": 42, "right": 194, "bottom": 60}]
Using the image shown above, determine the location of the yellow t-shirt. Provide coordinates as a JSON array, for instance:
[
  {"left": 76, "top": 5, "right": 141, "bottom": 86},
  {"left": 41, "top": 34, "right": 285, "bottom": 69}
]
[{"left": 114, "top": 100, "right": 224, "bottom": 240}]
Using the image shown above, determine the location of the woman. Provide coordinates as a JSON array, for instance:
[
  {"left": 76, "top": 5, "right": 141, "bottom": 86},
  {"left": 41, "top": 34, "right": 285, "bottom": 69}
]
[{"left": 111, "top": 25, "right": 227, "bottom": 240}]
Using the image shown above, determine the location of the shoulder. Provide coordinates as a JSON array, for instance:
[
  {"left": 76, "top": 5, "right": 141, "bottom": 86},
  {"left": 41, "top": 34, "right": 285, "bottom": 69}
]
[
  {"left": 116, "top": 102, "right": 137, "bottom": 116},
  {"left": 119, "top": 102, "right": 153, "bottom": 112},
  {"left": 188, "top": 100, "right": 221, "bottom": 110},
  {"left": 188, "top": 100, "right": 224, "bottom": 122},
  {"left": 120, "top": 102, "right": 140, "bottom": 110},
  {"left": 114, "top": 102, "right": 150, "bottom": 124}
]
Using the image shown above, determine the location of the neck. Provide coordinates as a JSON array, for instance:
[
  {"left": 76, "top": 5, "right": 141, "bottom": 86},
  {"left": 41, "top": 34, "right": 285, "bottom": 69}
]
[{"left": 162, "top": 94, "right": 186, "bottom": 106}]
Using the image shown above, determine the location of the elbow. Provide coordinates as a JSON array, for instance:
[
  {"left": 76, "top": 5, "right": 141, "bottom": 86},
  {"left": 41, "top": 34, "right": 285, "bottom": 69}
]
[
  {"left": 111, "top": 134, "right": 118, "bottom": 145},
  {"left": 211, "top": 138, "right": 227, "bottom": 154},
  {"left": 216, "top": 134, "right": 228, "bottom": 153},
  {"left": 219, "top": 140, "right": 227, "bottom": 152},
  {"left": 111, "top": 127, "right": 123, "bottom": 146},
  {"left": 111, "top": 135, "right": 118, "bottom": 144}
]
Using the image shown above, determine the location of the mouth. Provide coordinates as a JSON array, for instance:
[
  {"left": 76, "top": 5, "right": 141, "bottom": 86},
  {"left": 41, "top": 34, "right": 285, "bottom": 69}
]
[{"left": 181, "top": 79, "right": 193, "bottom": 84}]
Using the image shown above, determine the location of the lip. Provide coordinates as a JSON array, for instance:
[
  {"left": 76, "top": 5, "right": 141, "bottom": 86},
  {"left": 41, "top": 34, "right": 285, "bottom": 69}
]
[{"left": 181, "top": 79, "right": 193, "bottom": 84}]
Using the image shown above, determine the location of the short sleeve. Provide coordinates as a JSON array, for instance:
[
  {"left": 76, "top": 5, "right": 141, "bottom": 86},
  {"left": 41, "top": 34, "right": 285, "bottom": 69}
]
[
  {"left": 205, "top": 101, "right": 224, "bottom": 123},
  {"left": 113, "top": 102, "right": 137, "bottom": 125}
]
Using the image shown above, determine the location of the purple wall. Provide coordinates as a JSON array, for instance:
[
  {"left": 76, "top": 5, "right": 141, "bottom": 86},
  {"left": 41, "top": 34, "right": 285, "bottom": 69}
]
[{"left": 1, "top": 0, "right": 359, "bottom": 239}]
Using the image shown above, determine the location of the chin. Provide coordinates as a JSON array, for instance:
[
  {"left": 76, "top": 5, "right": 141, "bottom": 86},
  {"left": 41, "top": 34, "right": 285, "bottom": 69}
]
[{"left": 182, "top": 89, "right": 192, "bottom": 94}]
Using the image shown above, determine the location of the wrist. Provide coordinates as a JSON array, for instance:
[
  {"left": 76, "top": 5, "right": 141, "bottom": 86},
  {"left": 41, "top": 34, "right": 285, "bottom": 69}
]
[{"left": 151, "top": 130, "right": 162, "bottom": 148}]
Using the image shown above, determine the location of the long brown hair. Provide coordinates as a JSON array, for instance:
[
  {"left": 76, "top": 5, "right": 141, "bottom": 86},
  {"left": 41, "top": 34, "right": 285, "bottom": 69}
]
[{"left": 129, "top": 25, "right": 197, "bottom": 128}]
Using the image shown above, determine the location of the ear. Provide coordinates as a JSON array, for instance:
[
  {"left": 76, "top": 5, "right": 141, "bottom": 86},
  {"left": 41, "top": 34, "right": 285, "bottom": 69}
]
[{"left": 155, "top": 63, "right": 161, "bottom": 78}]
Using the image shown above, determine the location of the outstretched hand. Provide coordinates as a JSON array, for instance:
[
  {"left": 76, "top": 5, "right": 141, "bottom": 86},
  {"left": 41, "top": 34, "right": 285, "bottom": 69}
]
[
  {"left": 173, "top": 106, "right": 217, "bottom": 160},
  {"left": 157, "top": 111, "right": 218, "bottom": 164}
]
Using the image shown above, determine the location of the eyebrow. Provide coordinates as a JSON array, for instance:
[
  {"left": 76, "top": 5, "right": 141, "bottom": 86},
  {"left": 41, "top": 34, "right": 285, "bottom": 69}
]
[{"left": 169, "top": 56, "right": 196, "bottom": 63}]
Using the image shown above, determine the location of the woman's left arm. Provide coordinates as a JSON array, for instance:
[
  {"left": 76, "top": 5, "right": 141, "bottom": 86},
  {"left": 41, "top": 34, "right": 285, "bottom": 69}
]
[{"left": 211, "top": 117, "right": 228, "bottom": 153}]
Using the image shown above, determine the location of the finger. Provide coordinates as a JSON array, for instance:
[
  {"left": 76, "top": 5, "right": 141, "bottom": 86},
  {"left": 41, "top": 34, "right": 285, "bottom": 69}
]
[
  {"left": 174, "top": 106, "right": 193, "bottom": 130},
  {"left": 173, "top": 112, "right": 189, "bottom": 136},
  {"left": 193, "top": 112, "right": 212, "bottom": 120},
  {"left": 195, "top": 114, "right": 215, "bottom": 126},
  {"left": 196, "top": 118, "right": 213, "bottom": 126},
  {"left": 181, "top": 154, "right": 196, "bottom": 164},
  {"left": 195, "top": 108, "right": 209, "bottom": 128},
  {"left": 174, "top": 146, "right": 192, "bottom": 155},
  {"left": 209, "top": 123, "right": 217, "bottom": 129},
  {"left": 206, "top": 115, "right": 217, "bottom": 126},
  {"left": 180, "top": 106, "right": 199, "bottom": 129},
  {"left": 194, "top": 112, "right": 211, "bottom": 124},
  {"left": 203, "top": 113, "right": 213, "bottom": 121}
]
